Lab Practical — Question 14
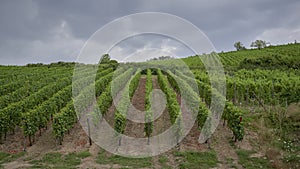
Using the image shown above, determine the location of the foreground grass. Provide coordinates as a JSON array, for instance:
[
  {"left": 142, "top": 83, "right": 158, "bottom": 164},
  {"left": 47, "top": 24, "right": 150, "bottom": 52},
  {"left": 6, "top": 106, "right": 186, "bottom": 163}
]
[
  {"left": 0, "top": 151, "right": 26, "bottom": 168},
  {"left": 236, "top": 149, "right": 273, "bottom": 169},
  {"left": 0, "top": 148, "right": 283, "bottom": 169},
  {"left": 97, "top": 149, "right": 153, "bottom": 168},
  {"left": 158, "top": 156, "right": 172, "bottom": 169},
  {"left": 28, "top": 151, "right": 90, "bottom": 169},
  {"left": 174, "top": 150, "right": 218, "bottom": 169}
]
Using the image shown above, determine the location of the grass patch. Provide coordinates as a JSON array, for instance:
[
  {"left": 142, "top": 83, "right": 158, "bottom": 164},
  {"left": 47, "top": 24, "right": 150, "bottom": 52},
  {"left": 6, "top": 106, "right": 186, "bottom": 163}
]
[
  {"left": 0, "top": 151, "right": 26, "bottom": 164},
  {"left": 158, "top": 156, "right": 168, "bottom": 164},
  {"left": 243, "top": 111, "right": 262, "bottom": 132},
  {"left": 225, "top": 158, "right": 238, "bottom": 169},
  {"left": 40, "top": 152, "right": 62, "bottom": 164},
  {"left": 76, "top": 150, "right": 91, "bottom": 159},
  {"left": 0, "top": 152, "right": 9, "bottom": 163},
  {"left": 158, "top": 155, "right": 172, "bottom": 169},
  {"left": 283, "top": 153, "right": 300, "bottom": 168},
  {"left": 29, "top": 151, "right": 90, "bottom": 169},
  {"left": 174, "top": 150, "right": 218, "bottom": 169},
  {"left": 236, "top": 149, "right": 273, "bottom": 169},
  {"left": 229, "top": 140, "right": 237, "bottom": 148},
  {"left": 97, "top": 149, "right": 152, "bottom": 168}
]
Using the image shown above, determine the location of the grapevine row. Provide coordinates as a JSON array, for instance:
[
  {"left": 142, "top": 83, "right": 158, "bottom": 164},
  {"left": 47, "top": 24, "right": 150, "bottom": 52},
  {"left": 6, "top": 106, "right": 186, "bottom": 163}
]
[
  {"left": 0, "top": 71, "right": 76, "bottom": 110},
  {"left": 0, "top": 76, "right": 72, "bottom": 140},
  {"left": 193, "top": 69, "right": 300, "bottom": 105},
  {"left": 114, "top": 69, "right": 141, "bottom": 137},
  {"left": 197, "top": 78, "right": 245, "bottom": 141},
  {"left": 92, "top": 68, "right": 137, "bottom": 123},
  {"left": 53, "top": 69, "right": 115, "bottom": 144},
  {"left": 172, "top": 70, "right": 244, "bottom": 141},
  {"left": 166, "top": 70, "right": 212, "bottom": 141},
  {"left": 144, "top": 69, "right": 153, "bottom": 144},
  {"left": 0, "top": 67, "right": 73, "bottom": 95},
  {"left": 21, "top": 68, "right": 113, "bottom": 145},
  {"left": 157, "top": 69, "right": 182, "bottom": 143}
]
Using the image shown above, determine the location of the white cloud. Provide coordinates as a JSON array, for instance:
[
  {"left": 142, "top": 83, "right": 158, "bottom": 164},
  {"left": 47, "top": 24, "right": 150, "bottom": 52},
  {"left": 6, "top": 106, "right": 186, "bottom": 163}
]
[
  {"left": 122, "top": 48, "right": 176, "bottom": 62},
  {"left": 108, "top": 34, "right": 195, "bottom": 62},
  {"left": 255, "top": 27, "right": 300, "bottom": 45}
]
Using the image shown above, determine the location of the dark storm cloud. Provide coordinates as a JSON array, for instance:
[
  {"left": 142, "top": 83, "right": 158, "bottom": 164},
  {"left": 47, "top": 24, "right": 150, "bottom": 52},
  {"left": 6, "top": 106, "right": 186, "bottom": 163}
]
[{"left": 0, "top": 0, "right": 299, "bottom": 65}]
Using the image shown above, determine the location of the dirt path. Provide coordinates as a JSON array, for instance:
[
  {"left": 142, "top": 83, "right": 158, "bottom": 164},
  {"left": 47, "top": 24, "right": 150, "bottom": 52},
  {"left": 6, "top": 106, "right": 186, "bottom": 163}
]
[
  {"left": 78, "top": 143, "right": 106, "bottom": 169},
  {"left": 103, "top": 82, "right": 126, "bottom": 128},
  {"left": 152, "top": 75, "right": 172, "bottom": 136},
  {"left": 124, "top": 76, "right": 146, "bottom": 138},
  {"left": 175, "top": 92, "right": 207, "bottom": 152},
  {"left": 212, "top": 125, "right": 244, "bottom": 169},
  {"left": 0, "top": 127, "right": 26, "bottom": 153},
  {"left": 104, "top": 100, "right": 116, "bottom": 128},
  {"left": 2, "top": 122, "right": 90, "bottom": 168},
  {"left": 151, "top": 75, "right": 178, "bottom": 168}
]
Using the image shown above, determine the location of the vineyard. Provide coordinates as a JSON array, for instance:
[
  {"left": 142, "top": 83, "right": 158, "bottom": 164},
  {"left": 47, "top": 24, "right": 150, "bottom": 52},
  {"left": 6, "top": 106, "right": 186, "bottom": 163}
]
[{"left": 0, "top": 43, "right": 299, "bottom": 169}]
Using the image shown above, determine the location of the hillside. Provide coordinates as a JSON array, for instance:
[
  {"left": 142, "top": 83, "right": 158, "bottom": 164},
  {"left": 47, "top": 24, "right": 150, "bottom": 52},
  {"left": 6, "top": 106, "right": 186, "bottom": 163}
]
[
  {"left": 182, "top": 43, "right": 300, "bottom": 70},
  {"left": 0, "top": 43, "right": 299, "bottom": 169}
]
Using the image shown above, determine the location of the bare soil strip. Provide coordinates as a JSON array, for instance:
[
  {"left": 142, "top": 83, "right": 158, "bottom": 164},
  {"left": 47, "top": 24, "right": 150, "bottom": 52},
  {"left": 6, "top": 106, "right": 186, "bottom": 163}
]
[
  {"left": 124, "top": 76, "right": 146, "bottom": 138},
  {"left": 151, "top": 75, "right": 172, "bottom": 136},
  {"left": 212, "top": 125, "right": 244, "bottom": 169}
]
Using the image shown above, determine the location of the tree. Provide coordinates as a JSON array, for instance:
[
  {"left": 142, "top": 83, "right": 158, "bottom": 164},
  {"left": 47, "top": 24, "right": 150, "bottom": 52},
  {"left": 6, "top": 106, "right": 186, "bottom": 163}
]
[
  {"left": 250, "top": 40, "right": 269, "bottom": 50},
  {"left": 158, "top": 56, "right": 172, "bottom": 60},
  {"left": 234, "top": 41, "right": 246, "bottom": 51},
  {"left": 149, "top": 56, "right": 173, "bottom": 61},
  {"left": 100, "top": 54, "right": 110, "bottom": 64}
]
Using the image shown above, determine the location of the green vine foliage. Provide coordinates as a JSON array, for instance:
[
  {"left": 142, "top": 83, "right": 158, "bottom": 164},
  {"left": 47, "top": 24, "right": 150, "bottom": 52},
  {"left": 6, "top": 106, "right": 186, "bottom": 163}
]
[
  {"left": 157, "top": 69, "right": 183, "bottom": 140},
  {"left": 114, "top": 69, "right": 141, "bottom": 136},
  {"left": 144, "top": 69, "right": 153, "bottom": 139}
]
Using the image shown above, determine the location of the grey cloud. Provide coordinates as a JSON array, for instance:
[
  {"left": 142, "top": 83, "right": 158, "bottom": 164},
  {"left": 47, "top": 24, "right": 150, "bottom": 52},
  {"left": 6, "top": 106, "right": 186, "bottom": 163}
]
[
  {"left": 109, "top": 34, "right": 194, "bottom": 61},
  {"left": 0, "top": 0, "right": 299, "bottom": 65}
]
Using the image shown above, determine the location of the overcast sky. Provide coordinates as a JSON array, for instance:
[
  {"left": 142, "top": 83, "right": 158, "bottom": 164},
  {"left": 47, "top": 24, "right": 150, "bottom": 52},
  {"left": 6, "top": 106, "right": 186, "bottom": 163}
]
[{"left": 0, "top": 0, "right": 299, "bottom": 65}]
